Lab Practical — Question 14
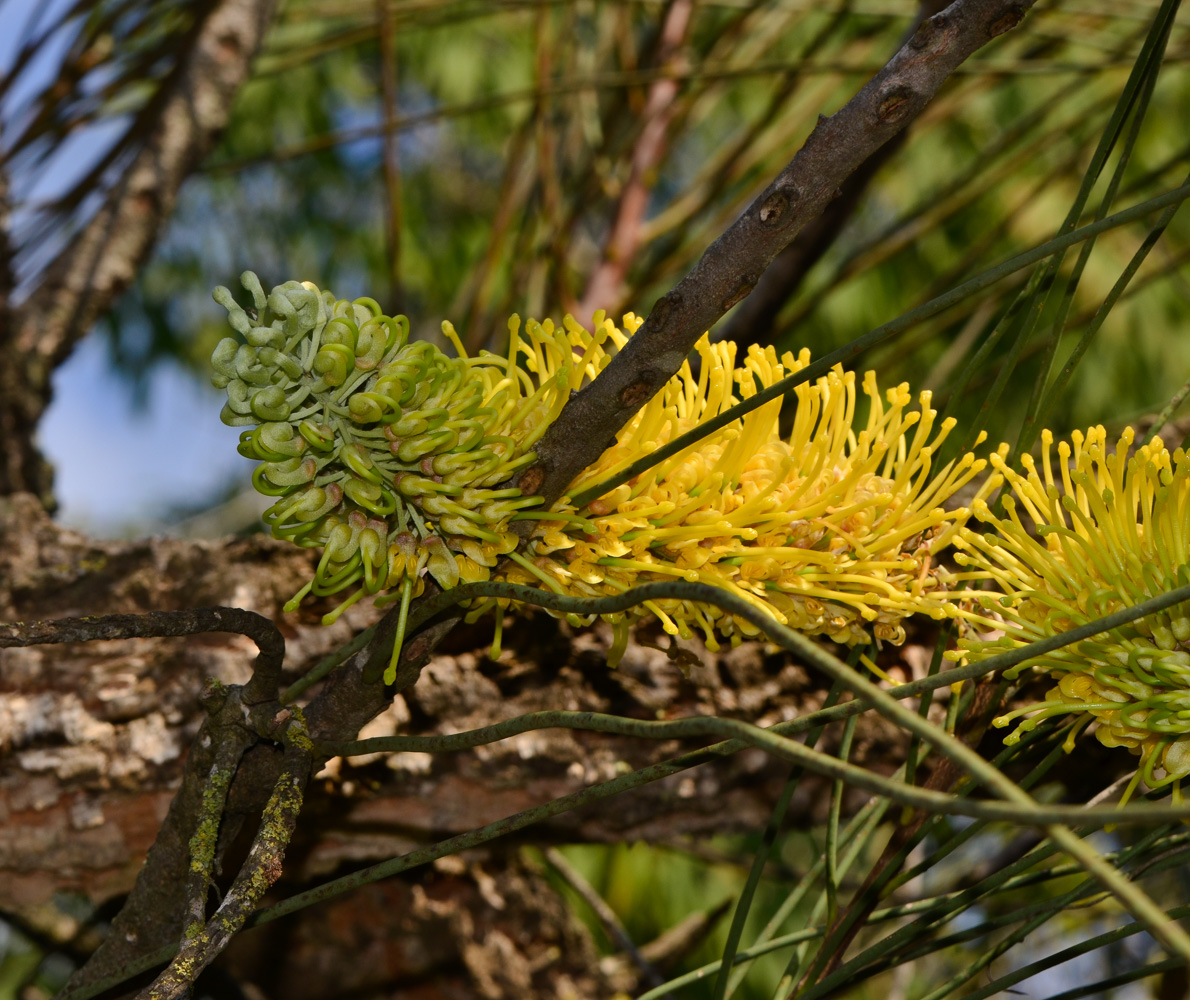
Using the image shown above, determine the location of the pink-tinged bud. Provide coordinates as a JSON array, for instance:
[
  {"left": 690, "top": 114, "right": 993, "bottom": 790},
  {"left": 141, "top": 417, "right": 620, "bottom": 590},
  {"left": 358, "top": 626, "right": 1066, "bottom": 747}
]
[{"left": 322, "top": 520, "right": 359, "bottom": 564}]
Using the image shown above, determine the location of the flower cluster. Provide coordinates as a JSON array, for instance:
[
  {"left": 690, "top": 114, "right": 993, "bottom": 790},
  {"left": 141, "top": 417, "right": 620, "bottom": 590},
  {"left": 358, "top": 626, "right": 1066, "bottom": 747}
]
[
  {"left": 213, "top": 272, "right": 577, "bottom": 641},
  {"left": 214, "top": 274, "right": 1190, "bottom": 793},
  {"left": 213, "top": 274, "right": 998, "bottom": 676},
  {"left": 950, "top": 426, "right": 1190, "bottom": 792},
  {"left": 483, "top": 319, "right": 1002, "bottom": 666}
]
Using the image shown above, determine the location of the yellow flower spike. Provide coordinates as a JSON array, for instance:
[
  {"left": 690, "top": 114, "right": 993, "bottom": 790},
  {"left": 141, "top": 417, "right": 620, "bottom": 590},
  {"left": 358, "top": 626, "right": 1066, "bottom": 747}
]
[
  {"left": 501, "top": 333, "right": 990, "bottom": 653},
  {"left": 954, "top": 427, "right": 1190, "bottom": 786},
  {"left": 216, "top": 273, "right": 997, "bottom": 672}
]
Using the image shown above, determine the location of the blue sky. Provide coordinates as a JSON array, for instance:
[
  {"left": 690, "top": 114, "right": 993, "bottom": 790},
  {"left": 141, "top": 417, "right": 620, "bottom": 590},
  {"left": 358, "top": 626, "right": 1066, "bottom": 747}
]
[{"left": 39, "top": 336, "right": 254, "bottom": 535}]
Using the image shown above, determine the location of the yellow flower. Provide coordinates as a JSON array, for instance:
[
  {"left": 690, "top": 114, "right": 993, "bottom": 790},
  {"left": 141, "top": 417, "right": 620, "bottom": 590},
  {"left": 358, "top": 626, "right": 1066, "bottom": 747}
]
[
  {"left": 480, "top": 317, "right": 999, "bottom": 666},
  {"left": 951, "top": 426, "right": 1190, "bottom": 791},
  {"left": 215, "top": 276, "right": 998, "bottom": 681}
]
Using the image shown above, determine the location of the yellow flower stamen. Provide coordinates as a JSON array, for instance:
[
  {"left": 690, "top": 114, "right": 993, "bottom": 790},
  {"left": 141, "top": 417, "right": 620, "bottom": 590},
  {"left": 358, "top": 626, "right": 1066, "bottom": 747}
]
[{"left": 951, "top": 427, "right": 1190, "bottom": 789}]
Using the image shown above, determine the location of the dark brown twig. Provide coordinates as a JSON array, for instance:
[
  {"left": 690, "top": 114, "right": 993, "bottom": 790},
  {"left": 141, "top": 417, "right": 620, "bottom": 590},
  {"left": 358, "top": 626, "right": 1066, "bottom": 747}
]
[
  {"left": 715, "top": 132, "right": 909, "bottom": 350},
  {"left": 0, "top": 606, "right": 286, "bottom": 703},
  {"left": 30, "top": 606, "right": 312, "bottom": 998},
  {"left": 53, "top": 579, "right": 460, "bottom": 997},
  {"left": 513, "top": 0, "right": 1035, "bottom": 515}
]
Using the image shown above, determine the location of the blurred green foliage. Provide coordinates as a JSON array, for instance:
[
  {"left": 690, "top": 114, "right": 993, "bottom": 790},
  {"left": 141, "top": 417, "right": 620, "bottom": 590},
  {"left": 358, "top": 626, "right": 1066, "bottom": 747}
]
[{"left": 97, "top": 1, "right": 1190, "bottom": 450}]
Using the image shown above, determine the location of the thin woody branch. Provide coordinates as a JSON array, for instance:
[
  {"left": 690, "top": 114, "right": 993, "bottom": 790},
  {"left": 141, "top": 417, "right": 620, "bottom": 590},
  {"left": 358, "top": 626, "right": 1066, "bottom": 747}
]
[
  {"left": 714, "top": 136, "right": 905, "bottom": 349},
  {"left": 543, "top": 846, "right": 668, "bottom": 990},
  {"left": 137, "top": 740, "right": 310, "bottom": 1000},
  {"left": 180, "top": 738, "right": 249, "bottom": 935},
  {"left": 0, "top": 606, "right": 286, "bottom": 702},
  {"left": 1, "top": 601, "right": 327, "bottom": 999},
  {"left": 30, "top": 607, "right": 301, "bottom": 998},
  {"left": 514, "top": 0, "right": 1034, "bottom": 513}
]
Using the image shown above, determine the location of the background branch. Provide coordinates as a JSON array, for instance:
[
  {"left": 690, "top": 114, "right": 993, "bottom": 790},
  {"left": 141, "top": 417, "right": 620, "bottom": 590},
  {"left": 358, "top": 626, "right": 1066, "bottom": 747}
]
[
  {"left": 576, "top": 0, "right": 693, "bottom": 320},
  {"left": 0, "top": 606, "right": 285, "bottom": 702},
  {"left": 0, "top": 0, "right": 278, "bottom": 505},
  {"left": 544, "top": 845, "right": 669, "bottom": 992}
]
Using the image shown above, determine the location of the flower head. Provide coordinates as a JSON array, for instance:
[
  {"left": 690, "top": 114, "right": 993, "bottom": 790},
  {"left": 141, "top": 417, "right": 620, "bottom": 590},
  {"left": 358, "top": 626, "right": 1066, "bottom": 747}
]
[
  {"left": 213, "top": 276, "right": 998, "bottom": 678},
  {"left": 482, "top": 316, "right": 1000, "bottom": 665},
  {"left": 951, "top": 426, "right": 1190, "bottom": 790}
]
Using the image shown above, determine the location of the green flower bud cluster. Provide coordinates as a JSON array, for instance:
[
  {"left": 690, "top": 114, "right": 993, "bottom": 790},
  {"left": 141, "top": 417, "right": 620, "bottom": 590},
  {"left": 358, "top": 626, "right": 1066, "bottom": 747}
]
[{"left": 212, "top": 272, "right": 572, "bottom": 638}]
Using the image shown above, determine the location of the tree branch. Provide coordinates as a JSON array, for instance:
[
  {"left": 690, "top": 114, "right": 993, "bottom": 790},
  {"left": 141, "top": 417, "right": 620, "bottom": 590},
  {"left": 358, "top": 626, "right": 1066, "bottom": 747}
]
[
  {"left": 0, "top": 607, "right": 285, "bottom": 702},
  {"left": 713, "top": 130, "right": 906, "bottom": 351},
  {"left": 576, "top": 0, "right": 693, "bottom": 320},
  {"left": 0, "top": 0, "right": 278, "bottom": 504},
  {"left": 514, "top": 0, "right": 1033, "bottom": 512},
  {"left": 137, "top": 741, "right": 310, "bottom": 1000},
  {"left": 714, "top": 1, "right": 954, "bottom": 351}
]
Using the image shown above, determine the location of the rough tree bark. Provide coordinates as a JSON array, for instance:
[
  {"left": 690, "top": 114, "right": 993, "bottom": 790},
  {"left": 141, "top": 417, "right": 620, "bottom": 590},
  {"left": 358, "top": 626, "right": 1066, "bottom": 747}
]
[{"left": 0, "top": 492, "right": 924, "bottom": 997}]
